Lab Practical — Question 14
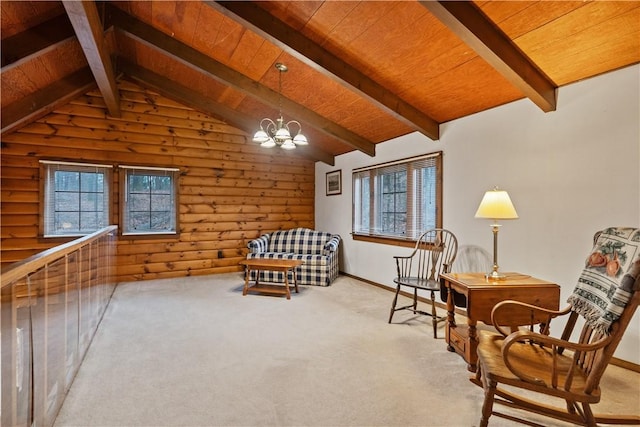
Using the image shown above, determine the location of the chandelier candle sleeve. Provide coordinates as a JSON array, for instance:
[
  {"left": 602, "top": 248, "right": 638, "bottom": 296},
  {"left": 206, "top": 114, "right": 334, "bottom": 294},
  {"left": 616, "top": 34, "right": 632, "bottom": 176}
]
[
  {"left": 474, "top": 187, "right": 519, "bottom": 280},
  {"left": 252, "top": 63, "right": 308, "bottom": 150}
]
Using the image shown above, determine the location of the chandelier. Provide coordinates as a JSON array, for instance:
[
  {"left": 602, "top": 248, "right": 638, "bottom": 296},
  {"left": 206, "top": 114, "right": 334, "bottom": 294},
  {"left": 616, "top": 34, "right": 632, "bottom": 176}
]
[{"left": 252, "top": 63, "right": 308, "bottom": 150}]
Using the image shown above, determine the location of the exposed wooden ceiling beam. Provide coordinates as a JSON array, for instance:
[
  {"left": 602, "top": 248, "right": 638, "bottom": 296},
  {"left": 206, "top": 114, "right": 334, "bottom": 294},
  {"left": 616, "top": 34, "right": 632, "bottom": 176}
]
[
  {"left": 1, "top": 67, "right": 96, "bottom": 135},
  {"left": 1, "top": 13, "right": 75, "bottom": 70},
  {"left": 208, "top": 1, "right": 440, "bottom": 141},
  {"left": 105, "top": 5, "right": 375, "bottom": 157},
  {"left": 62, "top": 0, "right": 121, "bottom": 117},
  {"left": 117, "top": 58, "right": 335, "bottom": 166},
  {"left": 420, "top": 1, "right": 557, "bottom": 112}
]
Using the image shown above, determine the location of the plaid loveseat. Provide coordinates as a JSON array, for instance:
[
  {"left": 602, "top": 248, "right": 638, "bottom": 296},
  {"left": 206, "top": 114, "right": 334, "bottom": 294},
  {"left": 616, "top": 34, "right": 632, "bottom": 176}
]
[{"left": 246, "top": 228, "right": 341, "bottom": 286}]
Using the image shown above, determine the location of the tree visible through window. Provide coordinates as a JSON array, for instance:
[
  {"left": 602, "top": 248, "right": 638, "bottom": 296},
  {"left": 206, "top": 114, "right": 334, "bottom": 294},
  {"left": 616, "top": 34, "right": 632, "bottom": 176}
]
[
  {"left": 41, "top": 161, "right": 112, "bottom": 237},
  {"left": 381, "top": 170, "right": 407, "bottom": 234},
  {"left": 353, "top": 152, "right": 442, "bottom": 242},
  {"left": 121, "top": 166, "right": 179, "bottom": 236}
]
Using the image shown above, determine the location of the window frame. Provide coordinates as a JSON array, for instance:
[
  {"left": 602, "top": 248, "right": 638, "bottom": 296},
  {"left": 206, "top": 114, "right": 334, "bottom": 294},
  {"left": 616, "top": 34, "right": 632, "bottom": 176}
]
[
  {"left": 38, "top": 160, "right": 114, "bottom": 241},
  {"left": 352, "top": 151, "right": 442, "bottom": 248},
  {"left": 39, "top": 160, "right": 113, "bottom": 239},
  {"left": 119, "top": 165, "right": 180, "bottom": 238}
]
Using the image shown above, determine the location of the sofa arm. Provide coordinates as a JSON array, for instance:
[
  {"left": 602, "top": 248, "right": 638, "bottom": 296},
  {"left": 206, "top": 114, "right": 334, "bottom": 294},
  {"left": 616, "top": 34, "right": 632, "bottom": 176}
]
[
  {"left": 323, "top": 234, "right": 341, "bottom": 255},
  {"left": 247, "top": 234, "right": 270, "bottom": 254}
]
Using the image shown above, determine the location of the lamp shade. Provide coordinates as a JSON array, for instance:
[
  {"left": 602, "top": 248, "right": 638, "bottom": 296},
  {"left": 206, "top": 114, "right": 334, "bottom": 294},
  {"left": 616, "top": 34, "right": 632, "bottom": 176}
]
[
  {"left": 280, "top": 140, "right": 296, "bottom": 150},
  {"left": 293, "top": 132, "right": 308, "bottom": 145},
  {"left": 260, "top": 138, "right": 276, "bottom": 148},
  {"left": 275, "top": 127, "right": 291, "bottom": 142},
  {"left": 252, "top": 129, "right": 270, "bottom": 144},
  {"left": 474, "top": 189, "right": 519, "bottom": 220}
]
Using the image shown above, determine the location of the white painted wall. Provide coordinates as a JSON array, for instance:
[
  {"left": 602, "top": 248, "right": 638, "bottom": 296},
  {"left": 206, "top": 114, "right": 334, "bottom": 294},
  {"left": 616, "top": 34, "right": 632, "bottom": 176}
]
[{"left": 315, "top": 64, "right": 640, "bottom": 364}]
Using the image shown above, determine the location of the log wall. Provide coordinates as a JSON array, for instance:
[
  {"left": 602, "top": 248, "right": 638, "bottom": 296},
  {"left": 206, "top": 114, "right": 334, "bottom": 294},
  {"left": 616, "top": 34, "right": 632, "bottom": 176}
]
[{"left": 1, "top": 80, "right": 315, "bottom": 282}]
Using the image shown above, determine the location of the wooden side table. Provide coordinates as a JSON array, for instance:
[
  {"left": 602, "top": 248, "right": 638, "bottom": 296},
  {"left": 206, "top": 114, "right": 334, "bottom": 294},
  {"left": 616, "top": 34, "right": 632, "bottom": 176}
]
[
  {"left": 239, "top": 259, "right": 304, "bottom": 300},
  {"left": 440, "top": 272, "right": 560, "bottom": 371}
]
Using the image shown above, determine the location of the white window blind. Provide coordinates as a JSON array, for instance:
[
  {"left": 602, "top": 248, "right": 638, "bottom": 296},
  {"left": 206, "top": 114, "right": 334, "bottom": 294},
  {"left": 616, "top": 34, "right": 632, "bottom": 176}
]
[
  {"left": 353, "top": 152, "right": 441, "bottom": 240},
  {"left": 41, "top": 161, "right": 112, "bottom": 237}
]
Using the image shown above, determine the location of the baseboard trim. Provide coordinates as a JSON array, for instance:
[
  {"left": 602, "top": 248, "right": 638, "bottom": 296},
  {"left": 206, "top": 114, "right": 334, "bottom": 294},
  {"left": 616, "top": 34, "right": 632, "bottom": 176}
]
[
  {"left": 611, "top": 357, "right": 640, "bottom": 373},
  {"left": 338, "top": 272, "right": 640, "bottom": 372}
]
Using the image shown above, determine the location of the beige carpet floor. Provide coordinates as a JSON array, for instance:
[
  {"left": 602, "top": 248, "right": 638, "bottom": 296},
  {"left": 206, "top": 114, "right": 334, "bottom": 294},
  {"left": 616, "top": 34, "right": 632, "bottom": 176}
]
[{"left": 53, "top": 273, "right": 639, "bottom": 427}]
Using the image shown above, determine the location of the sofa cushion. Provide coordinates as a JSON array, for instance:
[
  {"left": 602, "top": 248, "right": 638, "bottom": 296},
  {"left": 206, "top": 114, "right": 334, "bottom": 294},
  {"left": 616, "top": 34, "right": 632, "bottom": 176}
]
[
  {"left": 269, "top": 228, "right": 333, "bottom": 255},
  {"left": 247, "top": 252, "right": 296, "bottom": 260},
  {"left": 247, "top": 252, "right": 328, "bottom": 266},
  {"left": 294, "top": 254, "right": 328, "bottom": 266}
]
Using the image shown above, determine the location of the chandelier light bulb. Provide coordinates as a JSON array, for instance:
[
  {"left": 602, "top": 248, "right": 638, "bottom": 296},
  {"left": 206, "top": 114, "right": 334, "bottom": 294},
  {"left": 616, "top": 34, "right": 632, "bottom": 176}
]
[
  {"left": 280, "top": 140, "right": 296, "bottom": 150},
  {"left": 252, "top": 129, "right": 270, "bottom": 144},
  {"left": 275, "top": 126, "right": 291, "bottom": 142},
  {"left": 293, "top": 132, "right": 308, "bottom": 145},
  {"left": 260, "top": 138, "right": 276, "bottom": 148}
]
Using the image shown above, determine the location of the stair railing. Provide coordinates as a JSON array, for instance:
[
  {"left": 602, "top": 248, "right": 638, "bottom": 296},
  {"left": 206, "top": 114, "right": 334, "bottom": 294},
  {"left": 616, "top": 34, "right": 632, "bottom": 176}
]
[{"left": 1, "top": 225, "right": 117, "bottom": 427}]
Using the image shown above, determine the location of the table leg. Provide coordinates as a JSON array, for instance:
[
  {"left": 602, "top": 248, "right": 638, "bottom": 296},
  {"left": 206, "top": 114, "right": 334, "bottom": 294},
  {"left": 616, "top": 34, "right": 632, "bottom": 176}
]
[
  {"left": 446, "top": 285, "right": 455, "bottom": 352},
  {"left": 283, "top": 269, "right": 291, "bottom": 300},
  {"left": 292, "top": 268, "right": 299, "bottom": 293},
  {"left": 242, "top": 266, "right": 250, "bottom": 296},
  {"left": 468, "top": 319, "right": 478, "bottom": 372}
]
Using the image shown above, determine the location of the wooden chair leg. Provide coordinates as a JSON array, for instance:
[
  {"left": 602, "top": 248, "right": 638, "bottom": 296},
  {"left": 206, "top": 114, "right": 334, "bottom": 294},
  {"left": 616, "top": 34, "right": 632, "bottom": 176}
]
[
  {"left": 581, "top": 403, "right": 597, "bottom": 427},
  {"left": 413, "top": 288, "right": 418, "bottom": 310},
  {"left": 430, "top": 290, "right": 438, "bottom": 338},
  {"left": 389, "top": 285, "right": 401, "bottom": 323},
  {"left": 472, "top": 364, "right": 483, "bottom": 386},
  {"left": 480, "top": 377, "right": 496, "bottom": 427}
]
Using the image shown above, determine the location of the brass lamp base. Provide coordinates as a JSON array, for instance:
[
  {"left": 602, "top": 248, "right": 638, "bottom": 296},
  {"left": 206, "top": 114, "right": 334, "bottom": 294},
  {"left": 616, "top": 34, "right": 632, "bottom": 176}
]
[
  {"left": 486, "top": 224, "right": 506, "bottom": 280},
  {"left": 485, "top": 269, "right": 507, "bottom": 280}
]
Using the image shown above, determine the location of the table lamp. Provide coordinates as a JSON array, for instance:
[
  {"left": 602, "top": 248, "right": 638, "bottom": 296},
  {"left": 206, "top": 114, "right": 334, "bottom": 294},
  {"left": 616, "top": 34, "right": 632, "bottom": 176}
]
[{"left": 475, "top": 187, "right": 519, "bottom": 280}]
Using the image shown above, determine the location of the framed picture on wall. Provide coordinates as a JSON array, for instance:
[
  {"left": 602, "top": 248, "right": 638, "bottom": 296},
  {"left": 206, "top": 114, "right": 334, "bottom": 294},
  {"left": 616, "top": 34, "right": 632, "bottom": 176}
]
[{"left": 326, "top": 170, "right": 342, "bottom": 196}]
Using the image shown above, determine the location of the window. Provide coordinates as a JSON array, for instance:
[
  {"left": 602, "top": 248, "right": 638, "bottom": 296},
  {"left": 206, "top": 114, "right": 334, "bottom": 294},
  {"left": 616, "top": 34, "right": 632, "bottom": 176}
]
[
  {"left": 40, "top": 161, "right": 112, "bottom": 237},
  {"left": 353, "top": 152, "right": 442, "bottom": 243},
  {"left": 120, "top": 166, "right": 179, "bottom": 236}
]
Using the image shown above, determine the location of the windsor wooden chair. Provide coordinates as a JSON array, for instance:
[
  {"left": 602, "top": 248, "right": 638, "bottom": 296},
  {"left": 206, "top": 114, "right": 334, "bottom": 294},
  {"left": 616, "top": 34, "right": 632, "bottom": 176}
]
[{"left": 388, "top": 228, "right": 458, "bottom": 338}]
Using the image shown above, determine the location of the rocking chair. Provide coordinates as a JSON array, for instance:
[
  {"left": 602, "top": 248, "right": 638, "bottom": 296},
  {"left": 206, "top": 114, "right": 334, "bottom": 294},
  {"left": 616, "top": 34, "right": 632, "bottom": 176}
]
[{"left": 472, "top": 227, "right": 640, "bottom": 427}]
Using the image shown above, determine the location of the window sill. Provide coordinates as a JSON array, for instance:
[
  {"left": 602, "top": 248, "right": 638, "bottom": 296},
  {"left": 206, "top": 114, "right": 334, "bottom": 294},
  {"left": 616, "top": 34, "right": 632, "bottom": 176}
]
[
  {"left": 352, "top": 233, "right": 417, "bottom": 248},
  {"left": 120, "top": 232, "right": 179, "bottom": 240}
]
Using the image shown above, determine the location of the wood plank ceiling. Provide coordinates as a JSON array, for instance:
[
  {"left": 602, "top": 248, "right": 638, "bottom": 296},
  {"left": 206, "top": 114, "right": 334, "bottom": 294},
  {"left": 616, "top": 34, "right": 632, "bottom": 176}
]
[{"left": 2, "top": 1, "right": 639, "bottom": 165}]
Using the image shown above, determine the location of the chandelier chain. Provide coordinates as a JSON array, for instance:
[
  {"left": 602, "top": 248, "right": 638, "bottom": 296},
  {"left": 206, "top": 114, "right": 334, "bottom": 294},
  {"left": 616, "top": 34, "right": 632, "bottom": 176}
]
[{"left": 278, "top": 66, "right": 283, "bottom": 118}]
